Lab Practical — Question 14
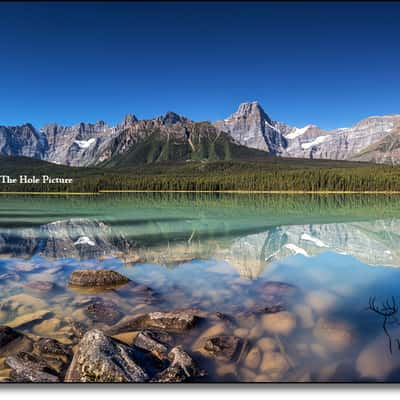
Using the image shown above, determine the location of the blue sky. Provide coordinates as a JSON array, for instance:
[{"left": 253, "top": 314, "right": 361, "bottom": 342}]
[{"left": 1, "top": 1, "right": 400, "bottom": 129}]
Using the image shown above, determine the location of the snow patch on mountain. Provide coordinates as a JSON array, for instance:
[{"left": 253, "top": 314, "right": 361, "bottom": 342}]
[
  {"left": 74, "top": 236, "right": 95, "bottom": 246},
  {"left": 74, "top": 138, "right": 96, "bottom": 149},
  {"left": 301, "top": 233, "right": 328, "bottom": 247},
  {"left": 301, "top": 136, "right": 328, "bottom": 150},
  {"left": 284, "top": 243, "right": 309, "bottom": 256},
  {"left": 286, "top": 125, "right": 313, "bottom": 140},
  {"left": 264, "top": 120, "right": 280, "bottom": 132}
]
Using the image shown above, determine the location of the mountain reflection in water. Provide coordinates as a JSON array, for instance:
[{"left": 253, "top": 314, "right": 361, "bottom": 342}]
[{"left": 1, "top": 193, "right": 400, "bottom": 382}]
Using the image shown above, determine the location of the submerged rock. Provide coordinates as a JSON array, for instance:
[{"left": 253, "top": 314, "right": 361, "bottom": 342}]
[
  {"left": 107, "top": 310, "right": 200, "bottom": 335},
  {"left": 0, "top": 326, "right": 33, "bottom": 356},
  {"left": 293, "top": 304, "right": 314, "bottom": 329},
  {"left": 256, "top": 281, "right": 298, "bottom": 297},
  {"left": 313, "top": 318, "right": 354, "bottom": 351},
  {"left": 202, "top": 335, "right": 249, "bottom": 362},
  {"left": 0, "top": 326, "right": 23, "bottom": 349},
  {"left": 256, "top": 303, "right": 287, "bottom": 314},
  {"left": 6, "top": 351, "right": 60, "bottom": 382},
  {"left": 356, "top": 333, "right": 400, "bottom": 380},
  {"left": 152, "top": 346, "right": 205, "bottom": 383},
  {"left": 306, "top": 290, "right": 338, "bottom": 314},
  {"left": 192, "top": 322, "right": 227, "bottom": 350},
  {"left": 13, "top": 262, "right": 37, "bottom": 272},
  {"left": 234, "top": 328, "right": 249, "bottom": 339},
  {"left": 65, "top": 329, "right": 149, "bottom": 382},
  {"left": 115, "top": 283, "right": 160, "bottom": 304},
  {"left": 65, "top": 317, "right": 88, "bottom": 339},
  {"left": 244, "top": 346, "right": 262, "bottom": 369},
  {"left": 69, "top": 269, "right": 130, "bottom": 288},
  {"left": 84, "top": 299, "right": 123, "bottom": 325},
  {"left": 261, "top": 311, "right": 296, "bottom": 336},
  {"left": 211, "top": 312, "right": 237, "bottom": 326},
  {"left": 25, "top": 281, "right": 57, "bottom": 293},
  {"left": 7, "top": 293, "right": 48, "bottom": 311},
  {"left": 235, "top": 311, "right": 258, "bottom": 328},
  {"left": 236, "top": 303, "right": 286, "bottom": 328},
  {"left": 33, "top": 318, "right": 62, "bottom": 336},
  {"left": 259, "top": 350, "right": 290, "bottom": 378},
  {"left": 257, "top": 337, "right": 279, "bottom": 352},
  {"left": 7, "top": 310, "right": 52, "bottom": 329}
]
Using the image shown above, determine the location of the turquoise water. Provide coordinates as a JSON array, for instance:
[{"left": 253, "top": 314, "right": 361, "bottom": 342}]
[{"left": 1, "top": 193, "right": 400, "bottom": 382}]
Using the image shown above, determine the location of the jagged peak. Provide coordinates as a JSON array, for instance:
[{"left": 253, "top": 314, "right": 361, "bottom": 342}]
[
  {"left": 20, "top": 122, "right": 36, "bottom": 130},
  {"left": 237, "top": 101, "right": 262, "bottom": 113},
  {"left": 157, "top": 111, "right": 189, "bottom": 125},
  {"left": 0, "top": 122, "right": 36, "bottom": 130},
  {"left": 121, "top": 113, "right": 138, "bottom": 127},
  {"left": 230, "top": 101, "right": 273, "bottom": 124}
]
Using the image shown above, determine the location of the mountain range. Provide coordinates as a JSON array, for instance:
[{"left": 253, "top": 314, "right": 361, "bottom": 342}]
[{"left": 1, "top": 102, "right": 400, "bottom": 166}]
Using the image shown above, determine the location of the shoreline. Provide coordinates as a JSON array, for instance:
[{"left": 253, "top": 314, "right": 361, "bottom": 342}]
[
  {"left": 0, "top": 191, "right": 99, "bottom": 196},
  {"left": 98, "top": 189, "right": 400, "bottom": 194},
  {"left": 0, "top": 189, "right": 400, "bottom": 195}
]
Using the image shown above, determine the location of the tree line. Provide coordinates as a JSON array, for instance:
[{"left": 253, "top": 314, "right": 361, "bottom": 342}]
[{"left": 2, "top": 163, "right": 400, "bottom": 193}]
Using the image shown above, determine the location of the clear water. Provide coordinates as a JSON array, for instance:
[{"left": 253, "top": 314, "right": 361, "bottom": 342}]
[{"left": 1, "top": 193, "right": 400, "bottom": 382}]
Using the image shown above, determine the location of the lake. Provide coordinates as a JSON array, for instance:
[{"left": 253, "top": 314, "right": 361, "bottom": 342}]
[{"left": 1, "top": 193, "right": 400, "bottom": 382}]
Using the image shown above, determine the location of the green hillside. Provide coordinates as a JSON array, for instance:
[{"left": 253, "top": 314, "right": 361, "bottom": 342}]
[{"left": 100, "top": 123, "right": 271, "bottom": 168}]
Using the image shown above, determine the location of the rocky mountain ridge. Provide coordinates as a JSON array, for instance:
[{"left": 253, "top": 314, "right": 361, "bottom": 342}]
[
  {"left": 1, "top": 103, "right": 400, "bottom": 166},
  {"left": 215, "top": 102, "right": 400, "bottom": 164}
]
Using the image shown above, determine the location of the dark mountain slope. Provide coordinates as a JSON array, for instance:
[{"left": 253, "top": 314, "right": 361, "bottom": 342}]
[{"left": 99, "top": 121, "right": 271, "bottom": 168}]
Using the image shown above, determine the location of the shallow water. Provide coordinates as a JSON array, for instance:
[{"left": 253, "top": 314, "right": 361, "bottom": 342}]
[{"left": 1, "top": 193, "right": 400, "bottom": 382}]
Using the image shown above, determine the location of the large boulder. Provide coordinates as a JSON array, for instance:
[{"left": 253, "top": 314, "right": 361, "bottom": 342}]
[
  {"left": 32, "top": 338, "right": 73, "bottom": 377},
  {"left": 107, "top": 310, "right": 200, "bottom": 335},
  {"left": 134, "top": 330, "right": 172, "bottom": 360},
  {"left": 69, "top": 269, "right": 130, "bottom": 288},
  {"left": 64, "top": 330, "right": 149, "bottom": 382}
]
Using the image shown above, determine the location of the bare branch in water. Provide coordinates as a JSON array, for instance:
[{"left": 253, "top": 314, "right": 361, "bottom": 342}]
[{"left": 367, "top": 296, "right": 400, "bottom": 354}]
